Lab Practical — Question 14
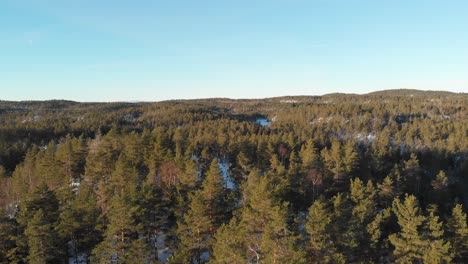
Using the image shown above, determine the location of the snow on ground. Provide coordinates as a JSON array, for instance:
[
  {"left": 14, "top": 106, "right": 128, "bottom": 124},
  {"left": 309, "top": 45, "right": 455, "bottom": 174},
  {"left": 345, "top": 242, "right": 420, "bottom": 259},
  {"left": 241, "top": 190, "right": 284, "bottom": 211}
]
[
  {"left": 255, "top": 118, "right": 271, "bottom": 127},
  {"left": 366, "top": 134, "right": 377, "bottom": 143},
  {"left": 280, "top": 99, "right": 298, "bottom": 103},
  {"left": 157, "top": 231, "right": 172, "bottom": 262},
  {"left": 68, "top": 254, "right": 88, "bottom": 264},
  {"left": 200, "top": 252, "right": 210, "bottom": 263},
  {"left": 355, "top": 133, "right": 377, "bottom": 144},
  {"left": 218, "top": 159, "right": 235, "bottom": 190}
]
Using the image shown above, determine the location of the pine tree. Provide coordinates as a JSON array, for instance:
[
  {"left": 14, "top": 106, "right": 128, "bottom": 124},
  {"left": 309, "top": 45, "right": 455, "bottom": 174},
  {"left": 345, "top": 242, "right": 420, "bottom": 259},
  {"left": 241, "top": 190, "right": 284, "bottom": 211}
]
[
  {"left": 447, "top": 204, "right": 468, "bottom": 261},
  {"left": 402, "top": 153, "right": 422, "bottom": 194},
  {"left": 57, "top": 186, "right": 101, "bottom": 263},
  {"left": 422, "top": 209, "right": 452, "bottom": 263},
  {"left": 342, "top": 140, "right": 359, "bottom": 176},
  {"left": 25, "top": 209, "right": 65, "bottom": 264},
  {"left": 239, "top": 170, "right": 305, "bottom": 264},
  {"left": 134, "top": 182, "right": 168, "bottom": 262},
  {"left": 199, "top": 159, "right": 226, "bottom": 234},
  {"left": 299, "top": 139, "right": 319, "bottom": 170},
  {"left": 305, "top": 198, "right": 336, "bottom": 262},
  {"left": 178, "top": 158, "right": 199, "bottom": 190},
  {"left": 377, "top": 176, "right": 394, "bottom": 207},
  {"left": 175, "top": 192, "right": 211, "bottom": 263},
  {"left": 55, "top": 135, "right": 81, "bottom": 184},
  {"left": 367, "top": 208, "right": 391, "bottom": 260},
  {"left": 174, "top": 159, "right": 224, "bottom": 263},
  {"left": 211, "top": 219, "right": 246, "bottom": 264},
  {"left": 0, "top": 212, "right": 16, "bottom": 264},
  {"left": 11, "top": 183, "right": 64, "bottom": 263},
  {"left": 431, "top": 171, "right": 448, "bottom": 191},
  {"left": 430, "top": 171, "right": 449, "bottom": 211},
  {"left": 92, "top": 193, "right": 136, "bottom": 263},
  {"left": 236, "top": 151, "right": 253, "bottom": 176},
  {"left": 321, "top": 139, "right": 343, "bottom": 180},
  {"left": 109, "top": 153, "right": 138, "bottom": 197},
  {"left": 126, "top": 238, "right": 155, "bottom": 264},
  {"left": 85, "top": 131, "right": 119, "bottom": 187},
  {"left": 388, "top": 195, "right": 427, "bottom": 263}
]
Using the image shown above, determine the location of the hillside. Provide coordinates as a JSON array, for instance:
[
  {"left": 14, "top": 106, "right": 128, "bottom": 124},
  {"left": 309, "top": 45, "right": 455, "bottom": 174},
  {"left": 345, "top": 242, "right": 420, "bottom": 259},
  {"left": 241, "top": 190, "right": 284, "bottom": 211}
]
[{"left": 0, "top": 89, "right": 467, "bottom": 263}]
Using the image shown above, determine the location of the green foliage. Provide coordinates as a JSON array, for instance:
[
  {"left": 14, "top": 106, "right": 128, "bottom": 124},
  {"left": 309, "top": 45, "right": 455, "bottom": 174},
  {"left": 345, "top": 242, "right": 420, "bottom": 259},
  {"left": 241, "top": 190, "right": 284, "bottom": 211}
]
[
  {"left": 25, "top": 209, "right": 65, "bottom": 264},
  {"left": 0, "top": 93, "right": 466, "bottom": 262},
  {"left": 447, "top": 204, "right": 468, "bottom": 262},
  {"left": 305, "top": 198, "right": 335, "bottom": 262},
  {"left": 389, "top": 195, "right": 427, "bottom": 262}
]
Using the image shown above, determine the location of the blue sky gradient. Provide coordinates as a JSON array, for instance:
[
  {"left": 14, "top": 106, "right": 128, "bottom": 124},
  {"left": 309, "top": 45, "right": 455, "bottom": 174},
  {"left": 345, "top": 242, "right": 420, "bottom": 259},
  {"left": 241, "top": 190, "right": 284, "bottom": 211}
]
[{"left": 1, "top": 0, "right": 467, "bottom": 101}]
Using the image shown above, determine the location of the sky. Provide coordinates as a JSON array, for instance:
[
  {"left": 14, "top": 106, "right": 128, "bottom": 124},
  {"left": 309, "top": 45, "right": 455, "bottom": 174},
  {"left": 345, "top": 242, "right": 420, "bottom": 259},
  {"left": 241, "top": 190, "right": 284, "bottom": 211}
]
[{"left": 1, "top": 0, "right": 467, "bottom": 101}]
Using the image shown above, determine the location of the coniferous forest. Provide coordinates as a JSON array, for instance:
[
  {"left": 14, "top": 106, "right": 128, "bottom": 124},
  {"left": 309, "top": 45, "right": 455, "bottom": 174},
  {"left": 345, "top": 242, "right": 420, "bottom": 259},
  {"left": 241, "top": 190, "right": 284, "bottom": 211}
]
[{"left": 0, "top": 89, "right": 467, "bottom": 263}]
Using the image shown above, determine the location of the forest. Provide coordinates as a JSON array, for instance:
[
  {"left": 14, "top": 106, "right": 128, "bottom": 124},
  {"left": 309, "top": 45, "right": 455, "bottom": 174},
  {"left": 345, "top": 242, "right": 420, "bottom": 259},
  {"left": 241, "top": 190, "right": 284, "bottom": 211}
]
[{"left": 0, "top": 89, "right": 467, "bottom": 263}]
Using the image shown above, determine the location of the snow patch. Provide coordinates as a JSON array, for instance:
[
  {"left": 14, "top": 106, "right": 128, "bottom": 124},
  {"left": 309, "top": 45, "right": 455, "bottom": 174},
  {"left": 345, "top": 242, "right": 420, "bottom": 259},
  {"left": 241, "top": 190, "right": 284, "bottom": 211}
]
[
  {"left": 280, "top": 99, "right": 298, "bottom": 103},
  {"left": 255, "top": 118, "right": 271, "bottom": 127},
  {"left": 157, "top": 231, "right": 172, "bottom": 262},
  {"left": 355, "top": 133, "right": 377, "bottom": 144},
  {"left": 201, "top": 251, "right": 210, "bottom": 262},
  {"left": 218, "top": 159, "right": 235, "bottom": 190},
  {"left": 68, "top": 254, "right": 87, "bottom": 264}
]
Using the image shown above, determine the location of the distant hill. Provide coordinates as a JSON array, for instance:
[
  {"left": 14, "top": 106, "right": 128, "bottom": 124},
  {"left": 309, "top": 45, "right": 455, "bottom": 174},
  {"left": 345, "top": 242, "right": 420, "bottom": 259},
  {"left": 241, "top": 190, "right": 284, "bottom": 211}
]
[{"left": 366, "top": 89, "right": 464, "bottom": 97}]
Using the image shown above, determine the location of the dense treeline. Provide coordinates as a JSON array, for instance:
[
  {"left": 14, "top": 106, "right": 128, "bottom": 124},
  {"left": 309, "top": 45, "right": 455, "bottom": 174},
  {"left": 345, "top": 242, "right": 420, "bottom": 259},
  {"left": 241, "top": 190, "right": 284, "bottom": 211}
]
[{"left": 0, "top": 89, "right": 467, "bottom": 263}]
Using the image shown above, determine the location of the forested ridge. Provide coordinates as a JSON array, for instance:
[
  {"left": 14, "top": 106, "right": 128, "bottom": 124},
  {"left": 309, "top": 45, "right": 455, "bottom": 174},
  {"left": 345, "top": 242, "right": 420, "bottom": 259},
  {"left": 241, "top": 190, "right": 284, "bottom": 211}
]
[{"left": 0, "top": 89, "right": 467, "bottom": 263}]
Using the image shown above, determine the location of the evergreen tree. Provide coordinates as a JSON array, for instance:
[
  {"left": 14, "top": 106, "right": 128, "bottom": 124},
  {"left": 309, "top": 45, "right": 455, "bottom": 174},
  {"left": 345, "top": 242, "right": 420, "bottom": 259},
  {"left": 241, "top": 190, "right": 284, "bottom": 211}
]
[
  {"left": 377, "top": 176, "right": 395, "bottom": 207},
  {"left": 447, "top": 204, "right": 468, "bottom": 261},
  {"left": 321, "top": 139, "right": 343, "bottom": 180},
  {"left": 299, "top": 139, "right": 319, "bottom": 170},
  {"left": 211, "top": 219, "right": 246, "bottom": 264},
  {"left": 422, "top": 209, "right": 452, "bottom": 264},
  {"left": 134, "top": 182, "right": 168, "bottom": 262},
  {"left": 305, "top": 198, "right": 339, "bottom": 263},
  {"left": 199, "top": 159, "right": 226, "bottom": 234},
  {"left": 25, "top": 209, "right": 65, "bottom": 264},
  {"left": 0, "top": 213, "right": 16, "bottom": 264},
  {"left": 92, "top": 193, "right": 136, "bottom": 263},
  {"left": 342, "top": 140, "right": 359, "bottom": 176},
  {"left": 126, "top": 238, "right": 155, "bottom": 264},
  {"left": 366, "top": 208, "right": 391, "bottom": 260},
  {"left": 402, "top": 153, "right": 422, "bottom": 194},
  {"left": 238, "top": 170, "right": 305, "bottom": 264},
  {"left": 175, "top": 192, "right": 212, "bottom": 263},
  {"left": 12, "top": 183, "right": 64, "bottom": 263},
  {"left": 55, "top": 135, "right": 81, "bottom": 184},
  {"left": 431, "top": 171, "right": 448, "bottom": 191},
  {"left": 175, "top": 158, "right": 226, "bottom": 262},
  {"left": 388, "top": 195, "right": 427, "bottom": 263},
  {"left": 350, "top": 178, "right": 377, "bottom": 223},
  {"left": 57, "top": 186, "right": 101, "bottom": 263}
]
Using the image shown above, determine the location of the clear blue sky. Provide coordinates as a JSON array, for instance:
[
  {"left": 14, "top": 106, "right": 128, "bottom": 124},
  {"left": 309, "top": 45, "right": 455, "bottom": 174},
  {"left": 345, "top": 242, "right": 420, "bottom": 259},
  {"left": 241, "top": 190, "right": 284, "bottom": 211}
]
[{"left": 1, "top": 0, "right": 467, "bottom": 101}]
